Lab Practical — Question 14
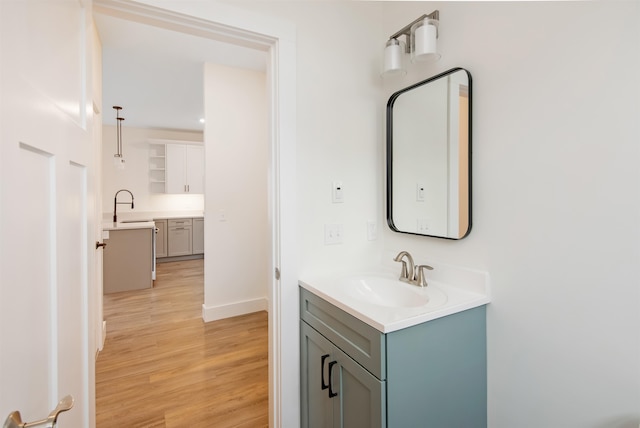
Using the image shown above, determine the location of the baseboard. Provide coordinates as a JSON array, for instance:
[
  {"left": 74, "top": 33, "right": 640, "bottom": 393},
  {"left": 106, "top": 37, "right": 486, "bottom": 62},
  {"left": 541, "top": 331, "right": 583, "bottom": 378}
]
[
  {"left": 156, "top": 254, "right": 204, "bottom": 263},
  {"left": 202, "top": 297, "right": 268, "bottom": 322},
  {"left": 96, "top": 320, "right": 107, "bottom": 360},
  {"left": 102, "top": 321, "right": 107, "bottom": 349}
]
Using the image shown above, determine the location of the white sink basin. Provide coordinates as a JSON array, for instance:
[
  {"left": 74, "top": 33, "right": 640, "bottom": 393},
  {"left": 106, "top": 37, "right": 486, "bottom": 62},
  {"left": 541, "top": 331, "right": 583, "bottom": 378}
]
[
  {"left": 341, "top": 277, "right": 430, "bottom": 308},
  {"left": 300, "top": 264, "right": 489, "bottom": 333}
]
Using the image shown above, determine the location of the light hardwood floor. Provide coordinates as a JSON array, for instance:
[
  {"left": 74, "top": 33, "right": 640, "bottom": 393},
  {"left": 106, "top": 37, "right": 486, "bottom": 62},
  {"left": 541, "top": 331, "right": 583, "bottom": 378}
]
[{"left": 96, "top": 259, "right": 269, "bottom": 428}]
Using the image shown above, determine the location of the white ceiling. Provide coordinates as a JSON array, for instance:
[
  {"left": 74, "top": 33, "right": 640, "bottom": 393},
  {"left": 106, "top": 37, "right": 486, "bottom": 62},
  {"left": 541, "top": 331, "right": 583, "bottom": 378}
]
[{"left": 94, "top": 13, "right": 268, "bottom": 132}]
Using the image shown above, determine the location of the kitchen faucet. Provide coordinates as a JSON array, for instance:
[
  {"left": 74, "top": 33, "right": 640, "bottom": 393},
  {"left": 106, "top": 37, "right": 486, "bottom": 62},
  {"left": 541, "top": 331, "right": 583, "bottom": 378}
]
[
  {"left": 393, "top": 251, "right": 434, "bottom": 287},
  {"left": 113, "top": 189, "right": 134, "bottom": 223}
]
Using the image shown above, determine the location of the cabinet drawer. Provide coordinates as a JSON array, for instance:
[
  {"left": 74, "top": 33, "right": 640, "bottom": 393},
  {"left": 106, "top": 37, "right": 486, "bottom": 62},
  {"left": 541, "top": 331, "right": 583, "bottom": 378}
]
[
  {"left": 300, "top": 287, "right": 386, "bottom": 380},
  {"left": 168, "top": 218, "right": 192, "bottom": 227}
]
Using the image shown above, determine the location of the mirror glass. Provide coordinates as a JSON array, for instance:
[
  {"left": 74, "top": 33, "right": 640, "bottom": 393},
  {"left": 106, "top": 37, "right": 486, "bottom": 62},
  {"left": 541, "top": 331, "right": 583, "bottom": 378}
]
[{"left": 387, "top": 68, "right": 471, "bottom": 239}]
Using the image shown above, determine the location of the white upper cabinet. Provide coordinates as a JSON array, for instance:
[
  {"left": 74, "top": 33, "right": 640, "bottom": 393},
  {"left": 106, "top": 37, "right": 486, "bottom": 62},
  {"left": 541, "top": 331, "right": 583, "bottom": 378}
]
[{"left": 165, "top": 143, "right": 204, "bottom": 194}]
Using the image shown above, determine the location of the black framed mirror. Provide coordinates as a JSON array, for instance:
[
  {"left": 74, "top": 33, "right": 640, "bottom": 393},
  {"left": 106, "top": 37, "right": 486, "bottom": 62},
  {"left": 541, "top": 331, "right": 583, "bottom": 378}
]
[{"left": 386, "top": 67, "right": 472, "bottom": 239}]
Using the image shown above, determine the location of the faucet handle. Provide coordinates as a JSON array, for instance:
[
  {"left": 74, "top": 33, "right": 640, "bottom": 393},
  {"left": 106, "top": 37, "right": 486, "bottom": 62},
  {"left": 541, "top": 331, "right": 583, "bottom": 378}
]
[{"left": 415, "top": 265, "right": 434, "bottom": 287}]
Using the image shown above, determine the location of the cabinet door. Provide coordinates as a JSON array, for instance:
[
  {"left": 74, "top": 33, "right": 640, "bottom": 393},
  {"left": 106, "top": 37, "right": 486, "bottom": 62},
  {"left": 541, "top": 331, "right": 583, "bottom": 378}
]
[
  {"left": 154, "top": 219, "right": 167, "bottom": 258},
  {"left": 192, "top": 218, "right": 204, "bottom": 254},
  {"left": 333, "top": 345, "right": 386, "bottom": 428},
  {"left": 186, "top": 145, "right": 204, "bottom": 194},
  {"left": 301, "top": 322, "right": 334, "bottom": 428},
  {"left": 165, "top": 144, "right": 187, "bottom": 194},
  {"left": 167, "top": 226, "right": 193, "bottom": 256}
]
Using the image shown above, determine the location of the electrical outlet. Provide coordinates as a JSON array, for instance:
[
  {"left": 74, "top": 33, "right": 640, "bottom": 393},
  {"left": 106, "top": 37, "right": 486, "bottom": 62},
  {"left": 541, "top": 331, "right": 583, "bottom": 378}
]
[
  {"left": 417, "top": 218, "right": 429, "bottom": 234},
  {"left": 324, "top": 224, "right": 343, "bottom": 245},
  {"left": 367, "top": 221, "right": 377, "bottom": 241}
]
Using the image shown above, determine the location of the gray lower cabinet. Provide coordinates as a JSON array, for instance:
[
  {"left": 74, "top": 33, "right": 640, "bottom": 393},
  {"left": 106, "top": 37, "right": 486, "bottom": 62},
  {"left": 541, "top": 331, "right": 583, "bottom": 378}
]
[
  {"left": 167, "top": 218, "right": 193, "bottom": 256},
  {"left": 192, "top": 217, "right": 204, "bottom": 254},
  {"left": 155, "top": 217, "right": 203, "bottom": 258},
  {"left": 155, "top": 219, "right": 168, "bottom": 258},
  {"left": 300, "top": 287, "right": 487, "bottom": 428},
  {"left": 103, "top": 228, "right": 153, "bottom": 294}
]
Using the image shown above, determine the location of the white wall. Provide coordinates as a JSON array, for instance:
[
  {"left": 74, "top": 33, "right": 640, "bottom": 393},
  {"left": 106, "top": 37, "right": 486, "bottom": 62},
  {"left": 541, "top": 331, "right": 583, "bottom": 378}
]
[
  {"left": 101, "top": 125, "right": 204, "bottom": 216},
  {"left": 238, "top": 1, "right": 639, "bottom": 426},
  {"left": 203, "top": 63, "right": 269, "bottom": 320},
  {"left": 234, "top": 1, "right": 386, "bottom": 277},
  {"left": 380, "top": 2, "right": 640, "bottom": 427}
]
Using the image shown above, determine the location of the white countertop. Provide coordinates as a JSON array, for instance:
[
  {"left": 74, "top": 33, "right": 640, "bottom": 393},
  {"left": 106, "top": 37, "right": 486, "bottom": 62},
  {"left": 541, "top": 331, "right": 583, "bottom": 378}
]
[
  {"left": 102, "top": 221, "right": 156, "bottom": 231},
  {"left": 102, "top": 211, "right": 204, "bottom": 224},
  {"left": 299, "top": 263, "right": 490, "bottom": 333}
]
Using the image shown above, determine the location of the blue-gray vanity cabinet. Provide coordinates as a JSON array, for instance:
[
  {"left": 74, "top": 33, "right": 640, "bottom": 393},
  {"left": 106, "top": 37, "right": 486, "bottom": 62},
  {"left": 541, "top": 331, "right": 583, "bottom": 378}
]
[
  {"left": 300, "top": 286, "right": 487, "bottom": 428},
  {"left": 301, "top": 322, "right": 385, "bottom": 428}
]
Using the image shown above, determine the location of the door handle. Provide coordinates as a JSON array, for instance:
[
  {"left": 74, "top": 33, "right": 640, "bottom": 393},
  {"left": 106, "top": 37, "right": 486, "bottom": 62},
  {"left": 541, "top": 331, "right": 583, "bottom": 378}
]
[
  {"left": 328, "top": 361, "right": 338, "bottom": 398},
  {"left": 96, "top": 241, "right": 107, "bottom": 249},
  {"left": 320, "top": 354, "right": 330, "bottom": 390},
  {"left": 4, "top": 395, "right": 74, "bottom": 428}
]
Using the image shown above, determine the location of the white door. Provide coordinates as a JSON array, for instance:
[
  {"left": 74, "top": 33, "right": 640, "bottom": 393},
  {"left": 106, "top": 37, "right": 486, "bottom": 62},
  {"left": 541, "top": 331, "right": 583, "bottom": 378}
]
[{"left": 1, "top": 1, "right": 98, "bottom": 427}]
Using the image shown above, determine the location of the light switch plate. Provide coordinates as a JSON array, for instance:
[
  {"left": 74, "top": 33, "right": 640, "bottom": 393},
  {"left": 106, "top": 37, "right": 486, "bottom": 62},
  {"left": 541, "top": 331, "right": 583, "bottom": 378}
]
[
  {"left": 416, "top": 183, "right": 425, "bottom": 202},
  {"left": 367, "top": 221, "right": 377, "bottom": 241},
  {"left": 332, "top": 181, "right": 344, "bottom": 203}
]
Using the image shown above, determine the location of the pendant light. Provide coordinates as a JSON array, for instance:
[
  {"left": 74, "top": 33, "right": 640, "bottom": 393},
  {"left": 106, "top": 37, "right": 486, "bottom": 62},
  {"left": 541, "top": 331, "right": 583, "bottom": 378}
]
[{"left": 113, "top": 106, "right": 125, "bottom": 169}]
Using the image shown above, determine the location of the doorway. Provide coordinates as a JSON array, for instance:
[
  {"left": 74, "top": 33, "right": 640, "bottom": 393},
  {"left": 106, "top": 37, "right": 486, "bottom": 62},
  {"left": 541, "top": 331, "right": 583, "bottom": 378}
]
[
  {"left": 97, "top": 259, "right": 269, "bottom": 426},
  {"left": 93, "top": 1, "right": 297, "bottom": 425}
]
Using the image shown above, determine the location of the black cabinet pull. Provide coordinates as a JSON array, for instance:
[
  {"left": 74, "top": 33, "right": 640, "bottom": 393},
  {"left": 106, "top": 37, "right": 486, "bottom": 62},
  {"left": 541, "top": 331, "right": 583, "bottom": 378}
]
[
  {"left": 321, "top": 354, "right": 330, "bottom": 390},
  {"left": 328, "top": 361, "right": 338, "bottom": 398}
]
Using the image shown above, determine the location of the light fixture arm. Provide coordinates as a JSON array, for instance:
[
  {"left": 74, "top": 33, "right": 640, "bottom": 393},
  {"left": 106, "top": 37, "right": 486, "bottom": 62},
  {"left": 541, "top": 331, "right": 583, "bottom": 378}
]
[{"left": 388, "top": 10, "right": 439, "bottom": 53}]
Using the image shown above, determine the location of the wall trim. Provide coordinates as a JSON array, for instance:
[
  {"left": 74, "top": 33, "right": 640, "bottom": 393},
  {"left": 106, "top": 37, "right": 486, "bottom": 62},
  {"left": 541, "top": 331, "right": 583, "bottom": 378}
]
[{"left": 202, "top": 298, "right": 269, "bottom": 322}]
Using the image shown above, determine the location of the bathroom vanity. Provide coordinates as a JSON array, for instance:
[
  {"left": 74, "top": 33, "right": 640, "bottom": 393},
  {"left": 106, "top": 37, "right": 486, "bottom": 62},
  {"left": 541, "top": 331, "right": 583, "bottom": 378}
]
[{"left": 299, "top": 264, "right": 489, "bottom": 427}]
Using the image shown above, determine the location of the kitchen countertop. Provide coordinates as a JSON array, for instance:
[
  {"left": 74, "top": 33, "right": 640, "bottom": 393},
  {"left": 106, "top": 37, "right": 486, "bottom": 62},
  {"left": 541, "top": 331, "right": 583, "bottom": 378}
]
[
  {"left": 102, "top": 211, "right": 204, "bottom": 224},
  {"left": 102, "top": 221, "right": 156, "bottom": 231}
]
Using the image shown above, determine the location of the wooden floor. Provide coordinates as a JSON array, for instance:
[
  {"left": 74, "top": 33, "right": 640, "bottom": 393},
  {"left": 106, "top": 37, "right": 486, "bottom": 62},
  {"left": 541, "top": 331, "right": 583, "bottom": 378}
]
[{"left": 96, "top": 259, "right": 269, "bottom": 428}]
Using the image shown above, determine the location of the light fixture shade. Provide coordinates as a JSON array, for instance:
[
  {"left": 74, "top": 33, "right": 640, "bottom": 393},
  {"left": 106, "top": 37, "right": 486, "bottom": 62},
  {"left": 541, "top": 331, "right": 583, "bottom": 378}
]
[
  {"left": 411, "top": 18, "right": 440, "bottom": 63},
  {"left": 114, "top": 155, "right": 125, "bottom": 169},
  {"left": 382, "top": 38, "right": 406, "bottom": 76}
]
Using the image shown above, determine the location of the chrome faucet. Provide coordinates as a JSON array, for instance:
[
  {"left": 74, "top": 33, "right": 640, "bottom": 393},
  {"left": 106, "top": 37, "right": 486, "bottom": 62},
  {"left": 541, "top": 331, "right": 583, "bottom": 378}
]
[
  {"left": 393, "top": 251, "right": 414, "bottom": 283},
  {"left": 393, "top": 251, "right": 434, "bottom": 287},
  {"left": 113, "top": 189, "right": 134, "bottom": 223}
]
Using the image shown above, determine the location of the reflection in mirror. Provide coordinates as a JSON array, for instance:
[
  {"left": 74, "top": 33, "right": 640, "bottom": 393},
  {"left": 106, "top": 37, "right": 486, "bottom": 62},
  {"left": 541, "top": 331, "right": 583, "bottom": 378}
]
[{"left": 387, "top": 68, "right": 471, "bottom": 239}]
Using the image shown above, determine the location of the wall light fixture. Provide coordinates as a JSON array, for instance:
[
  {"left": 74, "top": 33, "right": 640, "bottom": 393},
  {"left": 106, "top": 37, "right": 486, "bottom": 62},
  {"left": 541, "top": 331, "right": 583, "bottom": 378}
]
[
  {"left": 382, "top": 10, "right": 440, "bottom": 77},
  {"left": 113, "top": 105, "right": 125, "bottom": 169}
]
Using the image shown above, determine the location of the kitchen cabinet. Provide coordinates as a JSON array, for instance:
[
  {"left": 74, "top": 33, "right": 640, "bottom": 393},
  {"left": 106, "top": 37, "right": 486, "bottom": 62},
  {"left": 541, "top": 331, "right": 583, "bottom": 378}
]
[
  {"left": 166, "top": 144, "right": 204, "bottom": 194},
  {"left": 148, "top": 143, "right": 166, "bottom": 193},
  {"left": 300, "top": 287, "right": 487, "bottom": 428},
  {"left": 103, "top": 228, "right": 153, "bottom": 294},
  {"left": 155, "top": 217, "right": 204, "bottom": 259},
  {"left": 155, "top": 219, "right": 167, "bottom": 258},
  {"left": 192, "top": 217, "right": 204, "bottom": 254},
  {"left": 167, "top": 218, "right": 193, "bottom": 256}
]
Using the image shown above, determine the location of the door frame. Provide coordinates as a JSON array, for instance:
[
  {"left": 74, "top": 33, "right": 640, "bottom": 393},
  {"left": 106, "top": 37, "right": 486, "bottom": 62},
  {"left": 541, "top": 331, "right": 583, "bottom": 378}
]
[{"left": 92, "top": 0, "right": 298, "bottom": 425}]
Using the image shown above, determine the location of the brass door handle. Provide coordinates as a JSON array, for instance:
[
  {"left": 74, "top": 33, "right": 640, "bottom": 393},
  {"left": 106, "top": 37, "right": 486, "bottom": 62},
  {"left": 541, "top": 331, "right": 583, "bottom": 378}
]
[{"left": 96, "top": 241, "right": 107, "bottom": 249}]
